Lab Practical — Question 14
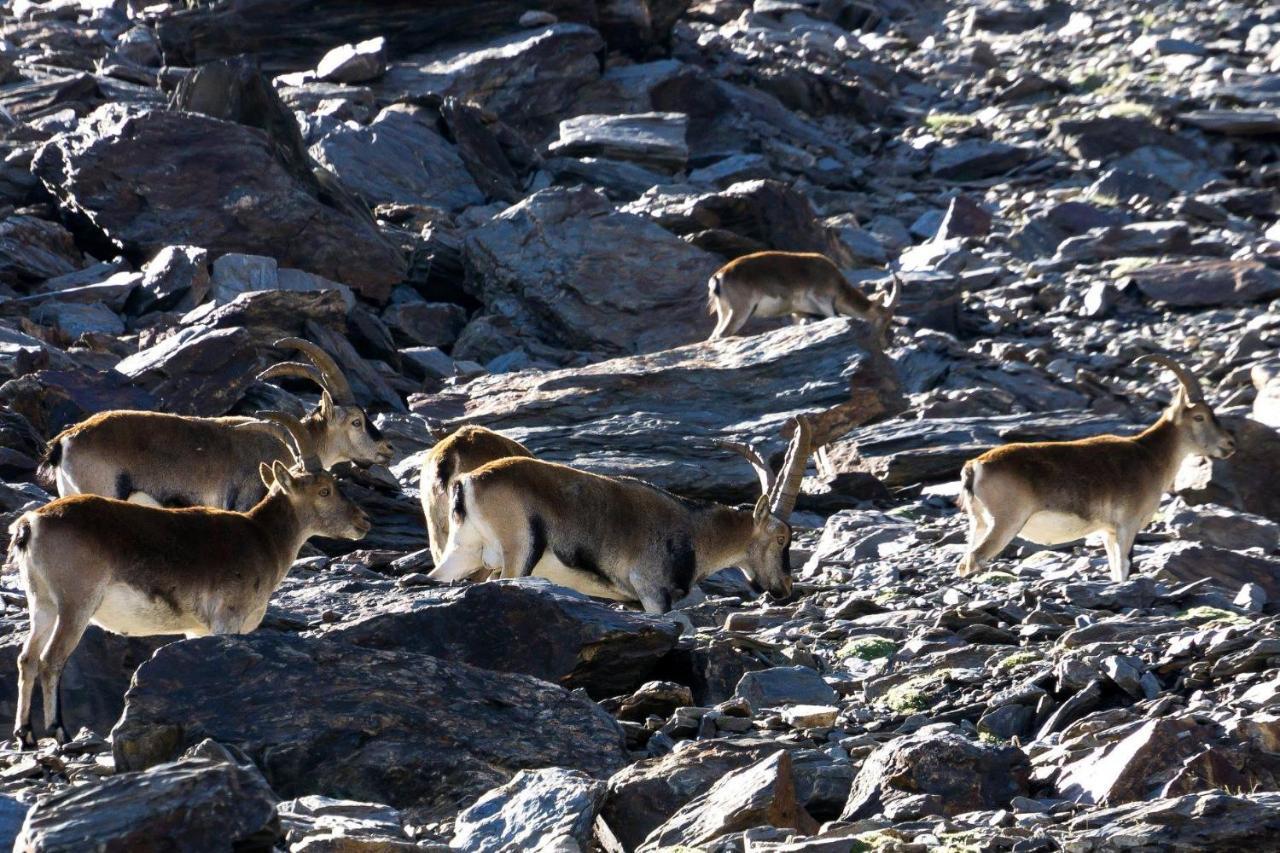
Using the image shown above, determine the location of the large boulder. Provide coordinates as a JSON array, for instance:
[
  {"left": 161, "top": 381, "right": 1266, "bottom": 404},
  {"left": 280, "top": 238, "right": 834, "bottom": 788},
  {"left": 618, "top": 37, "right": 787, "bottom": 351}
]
[
  {"left": 840, "top": 730, "right": 1030, "bottom": 820},
  {"left": 305, "top": 577, "right": 680, "bottom": 698},
  {"left": 1129, "top": 259, "right": 1280, "bottom": 307},
  {"left": 1177, "top": 415, "right": 1280, "bottom": 523},
  {"left": 33, "top": 105, "right": 404, "bottom": 302},
  {"left": 464, "top": 185, "right": 721, "bottom": 354},
  {"left": 410, "top": 317, "right": 903, "bottom": 501},
  {"left": 15, "top": 746, "right": 279, "bottom": 853},
  {"left": 1060, "top": 791, "right": 1280, "bottom": 850},
  {"left": 111, "top": 634, "right": 627, "bottom": 819}
]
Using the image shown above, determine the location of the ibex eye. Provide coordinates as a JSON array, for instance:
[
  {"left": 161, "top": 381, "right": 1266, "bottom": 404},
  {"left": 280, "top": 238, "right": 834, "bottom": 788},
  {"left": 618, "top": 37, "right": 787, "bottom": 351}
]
[
  {"left": 352, "top": 419, "right": 362, "bottom": 427},
  {"left": 1193, "top": 414, "right": 1205, "bottom": 422},
  {"left": 319, "top": 487, "right": 331, "bottom": 497}
]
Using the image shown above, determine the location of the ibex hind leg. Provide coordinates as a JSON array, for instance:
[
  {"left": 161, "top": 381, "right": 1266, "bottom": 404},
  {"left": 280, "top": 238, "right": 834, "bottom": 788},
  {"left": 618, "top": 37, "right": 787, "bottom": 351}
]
[
  {"left": 430, "top": 520, "right": 489, "bottom": 582},
  {"left": 14, "top": 593, "right": 54, "bottom": 748},
  {"left": 963, "top": 508, "right": 1030, "bottom": 576},
  {"left": 38, "top": 605, "right": 97, "bottom": 744}
]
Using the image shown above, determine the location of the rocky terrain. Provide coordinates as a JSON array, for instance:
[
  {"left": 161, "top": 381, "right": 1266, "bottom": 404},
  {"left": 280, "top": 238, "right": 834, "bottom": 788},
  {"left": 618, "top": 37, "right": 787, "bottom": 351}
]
[{"left": 0, "top": 0, "right": 1278, "bottom": 850}]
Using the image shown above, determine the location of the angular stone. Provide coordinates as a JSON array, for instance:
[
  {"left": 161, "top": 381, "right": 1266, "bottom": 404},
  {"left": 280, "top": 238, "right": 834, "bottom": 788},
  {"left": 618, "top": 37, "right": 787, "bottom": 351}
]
[
  {"left": 1057, "top": 717, "right": 1214, "bottom": 805},
  {"left": 1146, "top": 540, "right": 1280, "bottom": 602},
  {"left": 452, "top": 768, "right": 605, "bottom": 853},
  {"left": 1181, "top": 109, "right": 1280, "bottom": 135},
  {"left": 15, "top": 745, "right": 279, "bottom": 852},
  {"left": 1129, "top": 259, "right": 1280, "bottom": 307},
  {"left": 113, "top": 325, "right": 263, "bottom": 416},
  {"left": 129, "top": 245, "right": 211, "bottom": 315},
  {"left": 1061, "top": 791, "right": 1280, "bottom": 850},
  {"left": 381, "top": 301, "right": 467, "bottom": 349},
  {"left": 639, "top": 751, "right": 817, "bottom": 851},
  {"left": 278, "top": 796, "right": 413, "bottom": 851},
  {"left": 930, "top": 139, "right": 1029, "bottom": 180},
  {"left": 736, "top": 666, "right": 838, "bottom": 712},
  {"left": 549, "top": 112, "right": 689, "bottom": 172},
  {"left": 1177, "top": 416, "right": 1280, "bottom": 523},
  {"left": 315, "top": 37, "right": 386, "bottom": 84},
  {"left": 1255, "top": 363, "right": 1280, "bottom": 430},
  {"left": 0, "top": 215, "right": 84, "bottom": 287},
  {"left": 33, "top": 105, "right": 404, "bottom": 302},
  {"left": 841, "top": 731, "right": 1030, "bottom": 820}
]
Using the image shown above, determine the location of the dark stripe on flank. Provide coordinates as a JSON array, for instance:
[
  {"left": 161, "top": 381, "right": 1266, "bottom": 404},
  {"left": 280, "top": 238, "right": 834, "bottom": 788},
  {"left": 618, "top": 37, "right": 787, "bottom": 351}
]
[
  {"left": 553, "top": 544, "right": 608, "bottom": 582},
  {"left": 666, "top": 534, "right": 696, "bottom": 598},
  {"left": 114, "top": 472, "right": 133, "bottom": 501},
  {"left": 522, "top": 514, "right": 548, "bottom": 577},
  {"left": 451, "top": 481, "right": 466, "bottom": 522}
]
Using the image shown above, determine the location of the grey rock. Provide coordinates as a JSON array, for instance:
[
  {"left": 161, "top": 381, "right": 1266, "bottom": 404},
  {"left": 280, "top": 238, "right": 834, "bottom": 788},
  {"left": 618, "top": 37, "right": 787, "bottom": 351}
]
[
  {"left": 736, "top": 666, "right": 838, "bottom": 712},
  {"left": 315, "top": 37, "right": 386, "bottom": 84},
  {"left": 30, "top": 301, "right": 124, "bottom": 339},
  {"left": 130, "top": 245, "right": 210, "bottom": 315},
  {"left": 114, "top": 325, "right": 263, "bottom": 416},
  {"left": 381, "top": 301, "right": 467, "bottom": 349},
  {"left": 1129, "top": 259, "right": 1280, "bottom": 307},
  {"left": 930, "top": 140, "right": 1029, "bottom": 181},
  {"left": 1061, "top": 790, "right": 1280, "bottom": 850},
  {"left": 452, "top": 768, "right": 604, "bottom": 853},
  {"left": 548, "top": 112, "right": 689, "bottom": 172},
  {"left": 0, "top": 215, "right": 84, "bottom": 286},
  {"left": 111, "top": 634, "right": 627, "bottom": 819}
]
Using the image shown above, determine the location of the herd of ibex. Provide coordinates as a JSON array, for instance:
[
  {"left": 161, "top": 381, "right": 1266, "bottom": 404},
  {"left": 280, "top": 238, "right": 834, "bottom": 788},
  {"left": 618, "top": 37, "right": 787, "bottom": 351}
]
[{"left": 4, "top": 250, "right": 1234, "bottom": 746}]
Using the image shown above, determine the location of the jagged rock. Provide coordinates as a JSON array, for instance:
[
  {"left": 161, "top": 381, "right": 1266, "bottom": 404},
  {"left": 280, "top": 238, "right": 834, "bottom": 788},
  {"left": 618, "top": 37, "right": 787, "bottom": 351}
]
[
  {"left": 639, "top": 751, "right": 816, "bottom": 851},
  {"left": 735, "top": 666, "right": 837, "bottom": 712},
  {"left": 1145, "top": 541, "right": 1280, "bottom": 601},
  {"left": 930, "top": 139, "right": 1029, "bottom": 180},
  {"left": 33, "top": 105, "right": 404, "bottom": 302},
  {"left": 114, "top": 325, "right": 263, "bottom": 416},
  {"left": 15, "top": 743, "right": 279, "bottom": 852},
  {"left": 1181, "top": 109, "right": 1280, "bottom": 135},
  {"left": 548, "top": 112, "right": 689, "bottom": 172},
  {"left": 0, "top": 367, "right": 159, "bottom": 437},
  {"left": 381, "top": 301, "right": 467, "bottom": 348},
  {"left": 1057, "top": 717, "right": 1220, "bottom": 805},
  {"left": 840, "top": 730, "right": 1030, "bottom": 820},
  {"left": 451, "top": 768, "right": 605, "bottom": 853},
  {"left": 315, "top": 37, "right": 387, "bottom": 84},
  {"left": 310, "top": 106, "right": 484, "bottom": 212},
  {"left": 1061, "top": 790, "right": 1280, "bottom": 850},
  {"left": 1055, "top": 221, "right": 1190, "bottom": 262},
  {"left": 128, "top": 245, "right": 211, "bottom": 315},
  {"left": 1129, "top": 259, "right": 1280, "bottom": 307},
  {"left": 464, "top": 185, "right": 720, "bottom": 354},
  {"left": 308, "top": 578, "right": 680, "bottom": 699},
  {"left": 111, "top": 634, "right": 627, "bottom": 819},
  {"left": 1177, "top": 415, "right": 1280, "bottom": 523},
  {"left": 410, "top": 318, "right": 902, "bottom": 501},
  {"left": 1165, "top": 500, "right": 1280, "bottom": 552},
  {"left": 0, "top": 215, "right": 84, "bottom": 287},
  {"left": 278, "top": 796, "right": 414, "bottom": 852},
  {"left": 29, "top": 301, "right": 124, "bottom": 339},
  {"left": 381, "top": 24, "right": 606, "bottom": 138}
]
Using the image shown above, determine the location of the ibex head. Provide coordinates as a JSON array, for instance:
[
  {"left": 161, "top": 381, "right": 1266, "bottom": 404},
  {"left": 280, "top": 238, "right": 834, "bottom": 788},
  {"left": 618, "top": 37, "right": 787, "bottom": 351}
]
[
  {"left": 717, "top": 416, "right": 814, "bottom": 600},
  {"left": 1136, "top": 354, "right": 1235, "bottom": 460},
  {"left": 869, "top": 269, "right": 902, "bottom": 347},
  {"left": 258, "top": 337, "right": 393, "bottom": 468}
]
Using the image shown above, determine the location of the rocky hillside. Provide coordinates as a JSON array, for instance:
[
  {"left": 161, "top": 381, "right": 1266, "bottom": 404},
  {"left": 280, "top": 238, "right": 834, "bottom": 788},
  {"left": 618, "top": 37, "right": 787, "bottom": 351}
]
[{"left": 0, "top": 0, "right": 1279, "bottom": 849}]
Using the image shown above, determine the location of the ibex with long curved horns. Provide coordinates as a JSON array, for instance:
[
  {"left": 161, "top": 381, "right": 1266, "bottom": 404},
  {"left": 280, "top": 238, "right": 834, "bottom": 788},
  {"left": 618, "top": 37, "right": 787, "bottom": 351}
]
[
  {"left": 39, "top": 338, "right": 392, "bottom": 510},
  {"left": 429, "top": 418, "right": 814, "bottom": 613},
  {"left": 957, "top": 354, "right": 1236, "bottom": 582},
  {"left": 6, "top": 412, "right": 370, "bottom": 747},
  {"left": 707, "top": 252, "right": 900, "bottom": 345}
]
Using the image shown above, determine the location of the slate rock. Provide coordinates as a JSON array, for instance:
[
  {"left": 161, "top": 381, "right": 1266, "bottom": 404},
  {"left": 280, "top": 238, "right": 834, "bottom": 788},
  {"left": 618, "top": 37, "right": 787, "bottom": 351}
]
[
  {"left": 410, "top": 317, "right": 903, "bottom": 502},
  {"left": 310, "top": 105, "right": 484, "bottom": 212},
  {"left": 735, "top": 666, "right": 838, "bottom": 712},
  {"left": 277, "top": 796, "right": 413, "bottom": 851},
  {"left": 111, "top": 634, "right": 627, "bottom": 819},
  {"left": 381, "top": 301, "right": 467, "bottom": 349},
  {"left": 113, "top": 325, "right": 263, "bottom": 416},
  {"left": 930, "top": 139, "right": 1029, "bottom": 180},
  {"left": 639, "top": 751, "right": 817, "bottom": 851},
  {"left": 1177, "top": 416, "right": 1280, "bottom": 523},
  {"left": 1254, "top": 364, "right": 1280, "bottom": 430},
  {"left": 464, "top": 185, "right": 721, "bottom": 354},
  {"left": 313, "top": 578, "right": 680, "bottom": 699},
  {"left": 15, "top": 746, "right": 279, "bottom": 853},
  {"left": 548, "top": 112, "right": 689, "bottom": 172},
  {"left": 1145, "top": 541, "right": 1280, "bottom": 602},
  {"left": 841, "top": 731, "right": 1030, "bottom": 820},
  {"left": 315, "top": 37, "right": 386, "bottom": 84},
  {"left": 0, "top": 215, "right": 83, "bottom": 287},
  {"left": 128, "top": 245, "right": 211, "bottom": 315},
  {"left": 1061, "top": 791, "right": 1280, "bottom": 850},
  {"left": 1057, "top": 717, "right": 1214, "bottom": 805},
  {"left": 451, "top": 768, "right": 605, "bottom": 853},
  {"left": 33, "top": 105, "right": 404, "bottom": 302},
  {"left": 1129, "top": 259, "right": 1280, "bottom": 307}
]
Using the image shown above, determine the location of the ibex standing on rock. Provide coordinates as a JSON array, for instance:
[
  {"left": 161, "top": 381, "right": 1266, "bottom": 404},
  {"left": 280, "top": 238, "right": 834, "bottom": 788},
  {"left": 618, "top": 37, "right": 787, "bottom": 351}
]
[
  {"left": 420, "top": 425, "right": 533, "bottom": 564},
  {"left": 707, "top": 252, "right": 900, "bottom": 345},
  {"left": 40, "top": 338, "right": 392, "bottom": 510},
  {"left": 429, "top": 418, "right": 814, "bottom": 614},
  {"left": 6, "top": 412, "right": 370, "bottom": 747},
  {"left": 957, "top": 354, "right": 1236, "bottom": 582}
]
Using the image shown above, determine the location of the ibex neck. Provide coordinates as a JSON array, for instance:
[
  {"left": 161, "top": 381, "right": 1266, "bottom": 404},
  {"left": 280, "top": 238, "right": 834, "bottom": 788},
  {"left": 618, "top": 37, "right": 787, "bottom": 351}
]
[
  {"left": 303, "top": 413, "right": 337, "bottom": 468},
  {"left": 246, "top": 492, "right": 308, "bottom": 584},
  {"left": 1134, "top": 411, "right": 1193, "bottom": 492},
  {"left": 691, "top": 504, "right": 757, "bottom": 579}
]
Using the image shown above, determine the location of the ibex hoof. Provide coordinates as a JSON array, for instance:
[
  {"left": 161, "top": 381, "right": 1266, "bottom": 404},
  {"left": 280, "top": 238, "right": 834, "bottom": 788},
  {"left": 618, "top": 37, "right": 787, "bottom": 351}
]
[
  {"left": 12, "top": 726, "right": 34, "bottom": 750},
  {"left": 52, "top": 725, "right": 68, "bottom": 745}
]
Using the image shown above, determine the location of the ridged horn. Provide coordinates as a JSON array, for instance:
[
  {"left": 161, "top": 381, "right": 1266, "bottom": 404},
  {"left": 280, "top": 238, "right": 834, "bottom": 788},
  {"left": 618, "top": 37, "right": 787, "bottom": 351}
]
[
  {"left": 769, "top": 415, "right": 813, "bottom": 519},
  {"left": 257, "top": 361, "right": 326, "bottom": 388},
  {"left": 274, "top": 337, "right": 354, "bottom": 404},
  {"left": 884, "top": 267, "right": 902, "bottom": 312},
  {"left": 714, "top": 438, "right": 775, "bottom": 496},
  {"left": 256, "top": 410, "right": 321, "bottom": 472},
  {"left": 1136, "top": 353, "right": 1205, "bottom": 404}
]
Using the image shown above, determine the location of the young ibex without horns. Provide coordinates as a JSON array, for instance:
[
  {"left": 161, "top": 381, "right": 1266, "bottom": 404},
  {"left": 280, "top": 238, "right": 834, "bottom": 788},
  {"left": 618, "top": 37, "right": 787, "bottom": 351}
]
[
  {"left": 420, "top": 425, "right": 533, "bottom": 564},
  {"left": 6, "top": 412, "right": 370, "bottom": 747},
  {"left": 429, "top": 418, "right": 814, "bottom": 614},
  {"left": 40, "top": 338, "right": 392, "bottom": 510},
  {"left": 957, "top": 354, "right": 1236, "bottom": 582},
  {"left": 707, "top": 251, "right": 900, "bottom": 345}
]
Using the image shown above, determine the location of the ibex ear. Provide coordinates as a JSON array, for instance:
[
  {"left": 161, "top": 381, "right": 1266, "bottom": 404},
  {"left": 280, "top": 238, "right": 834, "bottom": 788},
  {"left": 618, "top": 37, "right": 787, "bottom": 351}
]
[
  {"left": 753, "top": 494, "right": 771, "bottom": 524},
  {"left": 259, "top": 462, "right": 274, "bottom": 489},
  {"left": 271, "top": 460, "right": 295, "bottom": 493},
  {"left": 319, "top": 390, "right": 334, "bottom": 417}
]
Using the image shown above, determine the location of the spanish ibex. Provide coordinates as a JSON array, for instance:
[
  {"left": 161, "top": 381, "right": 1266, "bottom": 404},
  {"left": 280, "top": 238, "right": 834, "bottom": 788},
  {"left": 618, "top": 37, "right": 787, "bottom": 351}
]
[
  {"left": 957, "top": 354, "right": 1236, "bottom": 582},
  {"left": 40, "top": 338, "right": 392, "bottom": 510},
  {"left": 707, "top": 252, "right": 900, "bottom": 345},
  {"left": 6, "top": 412, "right": 370, "bottom": 747},
  {"left": 420, "top": 425, "right": 532, "bottom": 564},
  {"left": 429, "top": 418, "right": 813, "bottom": 613}
]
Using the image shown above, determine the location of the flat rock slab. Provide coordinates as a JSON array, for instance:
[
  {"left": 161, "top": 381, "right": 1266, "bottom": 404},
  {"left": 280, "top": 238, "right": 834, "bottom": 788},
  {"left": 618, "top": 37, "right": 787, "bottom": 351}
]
[
  {"left": 464, "top": 185, "right": 721, "bottom": 354},
  {"left": 549, "top": 112, "right": 689, "bottom": 171},
  {"left": 736, "top": 666, "right": 838, "bottom": 712},
  {"left": 33, "top": 105, "right": 404, "bottom": 301},
  {"left": 1180, "top": 109, "right": 1280, "bottom": 135},
  {"left": 1129, "top": 259, "right": 1280, "bottom": 307},
  {"left": 410, "top": 317, "right": 902, "bottom": 502},
  {"left": 1061, "top": 790, "right": 1280, "bottom": 849},
  {"left": 111, "top": 634, "right": 627, "bottom": 819},
  {"left": 306, "top": 577, "right": 680, "bottom": 699},
  {"left": 15, "top": 752, "right": 278, "bottom": 852},
  {"left": 452, "top": 767, "right": 605, "bottom": 853}
]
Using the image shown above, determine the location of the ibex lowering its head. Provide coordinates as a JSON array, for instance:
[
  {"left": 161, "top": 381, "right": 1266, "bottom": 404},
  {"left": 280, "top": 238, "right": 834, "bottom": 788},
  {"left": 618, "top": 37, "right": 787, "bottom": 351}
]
[
  {"left": 707, "top": 252, "right": 899, "bottom": 345},
  {"left": 429, "top": 418, "right": 814, "bottom": 614},
  {"left": 40, "top": 338, "right": 392, "bottom": 510},
  {"left": 958, "top": 354, "right": 1236, "bottom": 582},
  {"left": 420, "top": 425, "right": 532, "bottom": 564},
  {"left": 6, "top": 412, "right": 370, "bottom": 747}
]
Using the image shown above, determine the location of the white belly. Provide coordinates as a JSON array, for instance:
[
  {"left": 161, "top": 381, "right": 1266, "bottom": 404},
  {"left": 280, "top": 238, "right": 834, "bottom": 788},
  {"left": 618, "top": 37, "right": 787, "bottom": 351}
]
[
  {"left": 753, "top": 294, "right": 795, "bottom": 318},
  {"left": 1018, "top": 511, "right": 1102, "bottom": 546},
  {"left": 531, "top": 553, "right": 632, "bottom": 602},
  {"left": 92, "top": 582, "right": 205, "bottom": 637}
]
